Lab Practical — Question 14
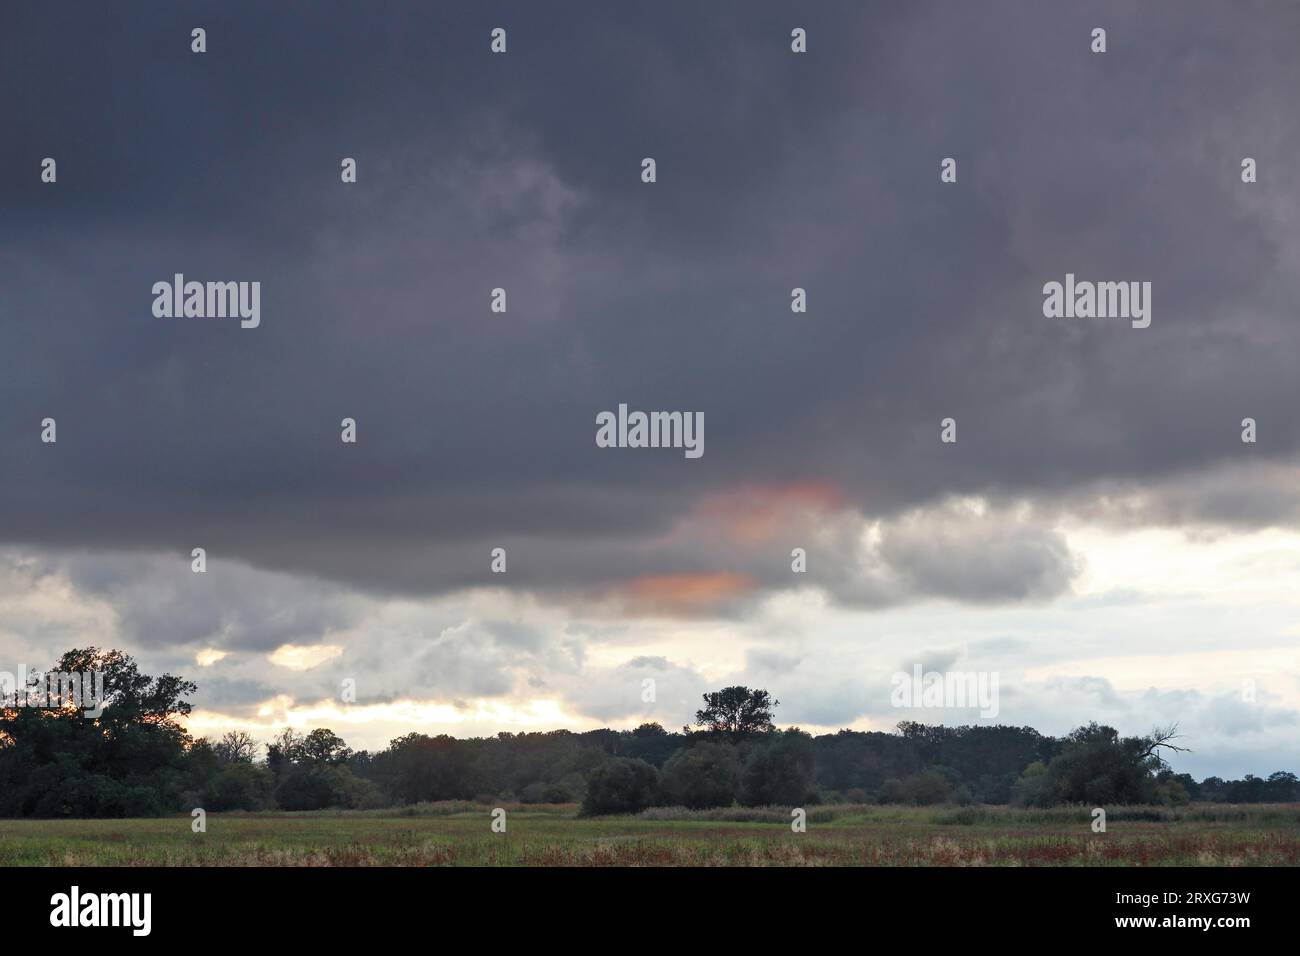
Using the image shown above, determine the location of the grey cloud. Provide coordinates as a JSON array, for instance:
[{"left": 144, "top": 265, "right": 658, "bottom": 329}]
[
  {"left": 53, "top": 550, "right": 360, "bottom": 653},
  {"left": 3, "top": 1, "right": 1299, "bottom": 610},
  {"left": 906, "top": 647, "right": 965, "bottom": 674},
  {"left": 747, "top": 649, "right": 802, "bottom": 675},
  {"left": 879, "top": 508, "right": 1081, "bottom": 604},
  {"left": 1199, "top": 689, "right": 1300, "bottom": 738},
  {"left": 550, "top": 654, "right": 711, "bottom": 725}
]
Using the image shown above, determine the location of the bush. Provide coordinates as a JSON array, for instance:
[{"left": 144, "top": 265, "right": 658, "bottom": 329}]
[
  {"left": 337, "top": 769, "right": 387, "bottom": 809},
  {"left": 519, "top": 782, "right": 549, "bottom": 804},
  {"left": 739, "top": 729, "right": 815, "bottom": 807},
  {"left": 1155, "top": 776, "right": 1191, "bottom": 807},
  {"left": 121, "top": 785, "right": 168, "bottom": 818},
  {"left": 659, "top": 742, "right": 739, "bottom": 809},
  {"left": 581, "top": 758, "right": 660, "bottom": 815},
  {"left": 208, "top": 763, "right": 275, "bottom": 811},
  {"left": 1011, "top": 761, "right": 1058, "bottom": 808},
  {"left": 878, "top": 771, "right": 953, "bottom": 806},
  {"left": 518, "top": 778, "right": 580, "bottom": 804},
  {"left": 275, "top": 766, "right": 371, "bottom": 811},
  {"left": 556, "top": 772, "right": 587, "bottom": 803}
]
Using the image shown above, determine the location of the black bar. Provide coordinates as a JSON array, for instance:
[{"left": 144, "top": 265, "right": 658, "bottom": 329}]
[{"left": 10, "top": 865, "right": 1281, "bottom": 940}]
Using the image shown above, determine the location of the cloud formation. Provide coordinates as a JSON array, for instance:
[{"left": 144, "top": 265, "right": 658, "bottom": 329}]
[{"left": 2, "top": 2, "right": 1299, "bottom": 774}]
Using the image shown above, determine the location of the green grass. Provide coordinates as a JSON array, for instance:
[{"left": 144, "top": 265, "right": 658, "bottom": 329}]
[{"left": 1, "top": 802, "right": 1297, "bottom": 866}]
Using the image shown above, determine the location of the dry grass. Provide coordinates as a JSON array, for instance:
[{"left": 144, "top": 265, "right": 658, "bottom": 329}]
[{"left": 1, "top": 802, "right": 1297, "bottom": 866}]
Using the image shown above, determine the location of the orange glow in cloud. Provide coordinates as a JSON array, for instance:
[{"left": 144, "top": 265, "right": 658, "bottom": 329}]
[
  {"left": 693, "top": 481, "right": 847, "bottom": 543},
  {"left": 617, "top": 572, "right": 757, "bottom": 615}
]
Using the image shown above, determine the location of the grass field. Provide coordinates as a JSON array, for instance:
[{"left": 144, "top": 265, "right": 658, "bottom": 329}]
[{"left": 2, "top": 802, "right": 1297, "bottom": 866}]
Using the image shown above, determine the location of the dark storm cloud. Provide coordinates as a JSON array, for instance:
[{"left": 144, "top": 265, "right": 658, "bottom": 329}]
[{"left": 3, "top": 1, "right": 1299, "bottom": 605}]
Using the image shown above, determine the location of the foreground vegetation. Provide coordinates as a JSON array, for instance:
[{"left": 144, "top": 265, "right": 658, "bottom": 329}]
[{"left": 2, "top": 802, "right": 1298, "bottom": 866}]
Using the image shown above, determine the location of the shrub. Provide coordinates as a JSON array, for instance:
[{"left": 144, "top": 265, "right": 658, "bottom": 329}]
[
  {"left": 208, "top": 763, "right": 275, "bottom": 811},
  {"left": 275, "top": 766, "right": 372, "bottom": 811},
  {"left": 659, "top": 742, "right": 739, "bottom": 809},
  {"left": 739, "top": 729, "right": 815, "bottom": 807},
  {"left": 519, "top": 778, "right": 581, "bottom": 804},
  {"left": 1011, "top": 761, "right": 1058, "bottom": 808},
  {"left": 878, "top": 771, "right": 953, "bottom": 806},
  {"left": 581, "top": 758, "right": 659, "bottom": 815}
]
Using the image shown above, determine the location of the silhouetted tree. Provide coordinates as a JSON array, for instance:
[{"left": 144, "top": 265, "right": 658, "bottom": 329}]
[
  {"left": 212, "top": 730, "right": 259, "bottom": 764},
  {"left": 693, "top": 686, "right": 778, "bottom": 738},
  {"left": 0, "top": 648, "right": 195, "bottom": 817}
]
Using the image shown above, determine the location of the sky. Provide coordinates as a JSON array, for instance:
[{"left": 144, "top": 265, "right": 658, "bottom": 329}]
[{"left": 2, "top": 1, "right": 1298, "bottom": 779}]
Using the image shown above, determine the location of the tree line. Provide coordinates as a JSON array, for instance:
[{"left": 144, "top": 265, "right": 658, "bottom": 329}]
[{"left": 1, "top": 648, "right": 1295, "bottom": 817}]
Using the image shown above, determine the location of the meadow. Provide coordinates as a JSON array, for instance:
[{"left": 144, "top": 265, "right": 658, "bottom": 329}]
[{"left": 2, "top": 802, "right": 1298, "bottom": 866}]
